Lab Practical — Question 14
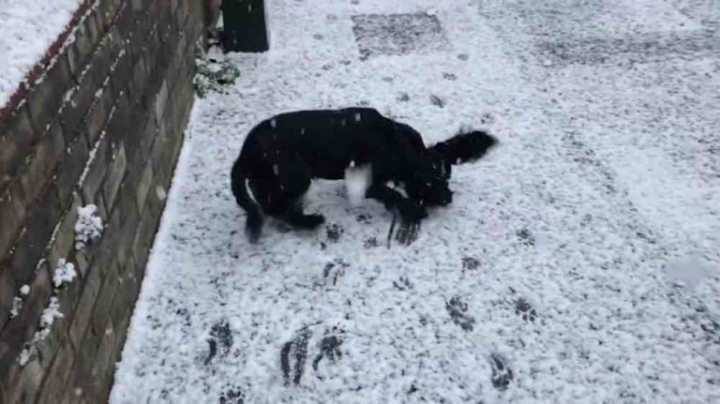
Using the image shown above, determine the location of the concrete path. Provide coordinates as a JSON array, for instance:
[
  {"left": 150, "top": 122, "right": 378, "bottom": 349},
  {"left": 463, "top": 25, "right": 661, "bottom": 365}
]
[{"left": 111, "top": 1, "right": 720, "bottom": 402}]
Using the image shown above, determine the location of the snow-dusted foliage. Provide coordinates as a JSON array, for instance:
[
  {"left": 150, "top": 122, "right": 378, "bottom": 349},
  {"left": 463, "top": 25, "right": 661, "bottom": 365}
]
[
  {"left": 75, "top": 204, "right": 103, "bottom": 250},
  {"left": 8, "top": 284, "right": 31, "bottom": 319},
  {"left": 53, "top": 259, "right": 77, "bottom": 288},
  {"left": 193, "top": 55, "right": 240, "bottom": 98},
  {"left": 18, "top": 297, "right": 64, "bottom": 365},
  {"left": 9, "top": 297, "right": 23, "bottom": 319}
]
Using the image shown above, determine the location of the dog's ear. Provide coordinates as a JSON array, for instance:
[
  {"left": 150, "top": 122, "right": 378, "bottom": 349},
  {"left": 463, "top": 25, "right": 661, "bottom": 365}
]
[{"left": 435, "top": 130, "right": 497, "bottom": 165}]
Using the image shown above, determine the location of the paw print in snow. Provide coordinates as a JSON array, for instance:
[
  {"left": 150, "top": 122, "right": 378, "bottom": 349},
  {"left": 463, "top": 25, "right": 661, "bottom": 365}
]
[
  {"left": 489, "top": 353, "right": 513, "bottom": 391},
  {"left": 514, "top": 298, "right": 537, "bottom": 322},
  {"left": 356, "top": 214, "right": 372, "bottom": 224},
  {"left": 364, "top": 237, "right": 379, "bottom": 248},
  {"left": 326, "top": 223, "right": 344, "bottom": 242},
  {"left": 219, "top": 387, "right": 244, "bottom": 404},
  {"left": 462, "top": 257, "right": 480, "bottom": 271},
  {"left": 312, "top": 328, "right": 345, "bottom": 378},
  {"left": 393, "top": 276, "right": 413, "bottom": 291},
  {"left": 323, "top": 259, "right": 349, "bottom": 286},
  {"left": 430, "top": 94, "right": 445, "bottom": 108},
  {"left": 480, "top": 112, "right": 495, "bottom": 125},
  {"left": 205, "top": 320, "right": 233, "bottom": 365},
  {"left": 516, "top": 228, "right": 535, "bottom": 246},
  {"left": 446, "top": 296, "right": 475, "bottom": 331},
  {"left": 281, "top": 329, "right": 312, "bottom": 385}
]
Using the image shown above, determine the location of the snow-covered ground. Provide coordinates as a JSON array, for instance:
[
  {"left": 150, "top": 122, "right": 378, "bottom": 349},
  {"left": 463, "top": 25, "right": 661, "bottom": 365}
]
[
  {"left": 111, "top": 0, "right": 720, "bottom": 402},
  {"left": 0, "top": 0, "right": 81, "bottom": 109}
]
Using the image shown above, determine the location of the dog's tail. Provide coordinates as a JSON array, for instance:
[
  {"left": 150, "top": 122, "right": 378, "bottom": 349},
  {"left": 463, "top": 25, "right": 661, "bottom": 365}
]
[
  {"left": 231, "top": 160, "right": 264, "bottom": 242},
  {"left": 429, "top": 130, "right": 497, "bottom": 166}
]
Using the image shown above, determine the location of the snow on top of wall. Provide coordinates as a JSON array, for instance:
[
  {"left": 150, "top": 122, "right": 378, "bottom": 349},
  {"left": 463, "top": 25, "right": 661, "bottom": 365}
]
[{"left": 0, "top": 0, "right": 83, "bottom": 110}]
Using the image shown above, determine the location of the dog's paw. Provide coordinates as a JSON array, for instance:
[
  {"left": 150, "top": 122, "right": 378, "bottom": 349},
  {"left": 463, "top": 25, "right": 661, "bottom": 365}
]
[
  {"left": 396, "top": 221, "right": 420, "bottom": 246},
  {"left": 398, "top": 200, "right": 427, "bottom": 223},
  {"left": 325, "top": 223, "right": 343, "bottom": 242},
  {"left": 388, "top": 201, "right": 426, "bottom": 246},
  {"left": 305, "top": 214, "right": 326, "bottom": 228},
  {"left": 287, "top": 213, "right": 325, "bottom": 229}
]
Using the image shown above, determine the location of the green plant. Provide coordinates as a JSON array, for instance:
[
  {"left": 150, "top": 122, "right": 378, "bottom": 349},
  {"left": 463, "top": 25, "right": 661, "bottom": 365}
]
[{"left": 193, "top": 57, "right": 240, "bottom": 97}]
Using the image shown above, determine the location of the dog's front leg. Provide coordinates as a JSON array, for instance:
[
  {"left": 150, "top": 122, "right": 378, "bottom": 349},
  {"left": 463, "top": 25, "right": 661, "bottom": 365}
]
[{"left": 365, "top": 184, "right": 427, "bottom": 245}]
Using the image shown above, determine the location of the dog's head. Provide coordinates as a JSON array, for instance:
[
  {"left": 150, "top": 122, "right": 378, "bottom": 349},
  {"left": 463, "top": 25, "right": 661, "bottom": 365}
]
[{"left": 405, "top": 162, "right": 453, "bottom": 207}]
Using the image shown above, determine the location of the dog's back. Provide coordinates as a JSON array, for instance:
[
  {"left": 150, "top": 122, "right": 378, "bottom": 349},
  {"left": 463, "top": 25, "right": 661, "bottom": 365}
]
[{"left": 242, "top": 108, "right": 394, "bottom": 179}]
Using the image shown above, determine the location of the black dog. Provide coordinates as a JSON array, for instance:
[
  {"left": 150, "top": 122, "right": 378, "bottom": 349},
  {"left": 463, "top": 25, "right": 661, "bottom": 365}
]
[{"left": 231, "top": 107, "right": 496, "bottom": 244}]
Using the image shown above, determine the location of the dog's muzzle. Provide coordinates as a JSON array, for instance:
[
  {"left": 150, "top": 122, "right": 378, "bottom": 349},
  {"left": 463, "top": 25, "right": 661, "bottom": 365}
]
[
  {"left": 430, "top": 189, "right": 452, "bottom": 206},
  {"left": 441, "top": 191, "right": 453, "bottom": 205}
]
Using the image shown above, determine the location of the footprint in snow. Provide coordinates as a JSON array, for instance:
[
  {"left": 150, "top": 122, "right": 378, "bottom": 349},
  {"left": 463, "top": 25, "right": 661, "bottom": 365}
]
[
  {"left": 514, "top": 297, "right": 537, "bottom": 322},
  {"left": 326, "top": 223, "right": 344, "bottom": 242},
  {"left": 219, "top": 387, "right": 244, "bottom": 404},
  {"left": 446, "top": 296, "right": 476, "bottom": 331},
  {"left": 489, "top": 353, "right": 513, "bottom": 391},
  {"left": 281, "top": 329, "right": 312, "bottom": 385},
  {"left": 205, "top": 320, "right": 233, "bottom": 365}
]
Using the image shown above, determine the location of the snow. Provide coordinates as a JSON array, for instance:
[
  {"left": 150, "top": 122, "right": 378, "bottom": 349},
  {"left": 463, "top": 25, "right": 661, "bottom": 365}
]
[
  {"left": 39, "top": 296, "right": 63, "bottom": 330},
  {"left": 344, "top": 163, "right": 372, "bottom": 207},
  {"left": 78, "top": 133, "right": 107, "bottom": 188},
  {"left": 19, "top": 295, "right": 65, "bottom": 365},
  {"left": 17, "top": 348, "right": 33, "bottom": 366},
  {"left": 27, "top": 296, "right": 64, "bottom": 345},
  {"left": 10, "top": 296, "right": 22, "bottom": 318},
  {"left": 53, "top": 258, "right": 77, "bottom": 288},
  {"left": 9, "top": 284, "right": 31, "bottom": 319},
  {"left": 156, "top": 185, "right": 167, "bottom": 201},
  {"left": 15, "top": 259, "right": 73, "bottom": 366},
  {"left": 74, "top": 204, "right": 103, "bottom": 250},
  {"left": 664, "top": 255, "right": 716, "bottom": 289},
  {"left": 112, "top": 1, "right": 720, "bottom": 403},
  {"left": 19, "top": 284, "right": 30, "bottom": 295},
  {"left": 0, "top": 0, "right": 82, "bottom": 109}
]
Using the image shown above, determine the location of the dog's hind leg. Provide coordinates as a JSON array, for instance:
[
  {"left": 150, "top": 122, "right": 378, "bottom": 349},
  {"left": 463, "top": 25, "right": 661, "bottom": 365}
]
[
  {"left": 269, "top": 157, "right": 325, "bottom": 230},
  {"left": 279, "top": 176, "right": 325, "bottom": 230},
  {"left": 282, "top": 200, "right": 325, "bottom": 229}
]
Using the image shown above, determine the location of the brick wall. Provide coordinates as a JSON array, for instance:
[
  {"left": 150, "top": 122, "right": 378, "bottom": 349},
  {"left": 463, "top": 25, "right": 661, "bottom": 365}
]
[{"left": 0, "top": 1, "right": 207, "bottom": 402}]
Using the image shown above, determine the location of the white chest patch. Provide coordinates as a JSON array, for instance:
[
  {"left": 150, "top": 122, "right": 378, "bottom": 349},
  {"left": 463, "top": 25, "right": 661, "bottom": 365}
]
[
  {"left": 344, "top": 163, "right": 372, "bottom": 207},
  {"left": 386, "top": 180, "right": 408, "bottom": 198}
]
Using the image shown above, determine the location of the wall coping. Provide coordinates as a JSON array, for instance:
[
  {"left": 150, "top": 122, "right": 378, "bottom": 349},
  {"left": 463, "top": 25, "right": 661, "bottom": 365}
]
[{"left": 0, "top": 0, "right": 94, "bottom": 126}]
